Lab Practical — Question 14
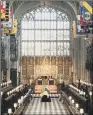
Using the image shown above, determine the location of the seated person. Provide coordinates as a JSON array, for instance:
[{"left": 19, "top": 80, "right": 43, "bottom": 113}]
[{"left": 40, "top": 87, "right": 51, "bottom": 102}]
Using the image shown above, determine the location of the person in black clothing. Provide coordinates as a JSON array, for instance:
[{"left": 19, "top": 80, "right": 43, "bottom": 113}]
[
  {"left": 1, "top": 93, "right": 8, "bottom": 114},
  {"left": 31, "top": 83, "right": 35, "bottom": 92},
  {"left": 61, "top": 81, "right": 65, "bottom": 91},
  {"left": 78, "top": 79, "right": 81, "bottom": 90},
  {"left": 59, "top": 81, "right": 65, "bottom": 103}
]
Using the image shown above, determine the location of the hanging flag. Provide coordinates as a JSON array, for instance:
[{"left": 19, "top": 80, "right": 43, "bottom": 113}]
[
  {"left": 9, "top": 6, "right": 13, "bottom": 25},
  {"left": 5, "top": 2, "right": 9, "bottom": 21},
  {"left": 3, "top": 27, "right": 10, "bottom": 34},
  {"left": 10, "top": 19, "right": 18, "bottom": 34},
  {"left": 0, "top": 1, "right": 6, "bottom": 20},
  {"left": 1, "top": 1, "right": 13, "bottom": 29},
  {"left": 77, "top": 1, "right": 93, "bottom": 35},
  {"left": 81, "top": 1, "right": 92, "bottom": 24}
]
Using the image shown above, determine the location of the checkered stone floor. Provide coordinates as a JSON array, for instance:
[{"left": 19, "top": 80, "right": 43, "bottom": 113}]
[
  {"left": 31, "top": 93, "right": 60, "bottom": 98},
  {"left": 24, "top": 97, "right": 70, "bottom": 115}
]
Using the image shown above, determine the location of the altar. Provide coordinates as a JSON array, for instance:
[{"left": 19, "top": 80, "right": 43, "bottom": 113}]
[
  {"left": 35, "top": 85, "right": 57, "bottom": 94},
  {"left": 36, "top": 76, "right": 55, "bottom": 85}
]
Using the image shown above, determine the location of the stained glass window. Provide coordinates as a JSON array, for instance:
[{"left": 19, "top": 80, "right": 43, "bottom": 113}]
[{"left": 21, "top": 7, "right": 70, "bottom": 56}]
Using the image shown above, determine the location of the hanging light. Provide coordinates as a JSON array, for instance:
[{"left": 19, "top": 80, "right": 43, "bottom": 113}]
[
  {"left": 7, "top": 92, "right": 9, "bottom": 96},
  {"left": 14, "top": 103, "right": 17, "bottom": 111},
  {"left": 75, "top": 103, "right": 79, "bottom": 109},
  {"left": 10, "top": 91, "right": 12, "bottom": 95},
  {"left": 1, "top": 84, "right": 2, "bottom": 87},
  {"left": 1, "top": 92, "right": 3, "bottom": 96},
  {"left": 18, "top": 99, "right": 21, "bottom": 105},
  {"left": 69, "top": 96, "right": 72, "bottom": 101},
  {"left": 83, "top": 92, "right": 85, "bottom": 96},
  {"left": 8, "top": 108, "right": 12, "bottom": 114},
  {"left": 71, "top": 99, "right": 74, "bottom": 104},
  {"left": 14, "top": 103, "right": 17, "bottom": 108},
  {"left": 80, "top": 108, "right": 84, "bottom": 114},
  {"left": 89, "top": 91, "right": 92, "bottom": 96}
]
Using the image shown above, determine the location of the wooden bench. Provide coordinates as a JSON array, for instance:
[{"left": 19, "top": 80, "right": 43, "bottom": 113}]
[
  {"left": 1, "top": 85, "right": 13, "bottom": 93},
  {"left": 65, "top": 87, "right": 88, "bottom": 113},
  {"left": 60, "top": 90, "right": 78, "bottom": 115},
  {"left": 13, "top": 105, "right": 25, "bottom": 115}
]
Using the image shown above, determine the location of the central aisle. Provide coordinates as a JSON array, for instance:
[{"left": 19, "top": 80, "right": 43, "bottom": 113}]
[{"left": 24, "top": 96, "right": 70, "bottom": 115}]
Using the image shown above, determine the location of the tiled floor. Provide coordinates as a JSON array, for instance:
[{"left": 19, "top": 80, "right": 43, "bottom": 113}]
[
  {"left": 24, "top": 94, "right": 70, "bottom": 115},
  {"left": 31, "top": 93, "right": 60, "bottom": 98}
]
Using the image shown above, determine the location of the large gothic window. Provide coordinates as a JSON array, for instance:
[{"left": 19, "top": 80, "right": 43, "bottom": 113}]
[{"left": 21, "top": 7, "right": 70, "bottom": 56}]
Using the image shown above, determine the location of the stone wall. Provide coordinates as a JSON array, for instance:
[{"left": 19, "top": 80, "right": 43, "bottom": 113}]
[{"left": 72, "top": 38, "right": 89, "bottom": 82}]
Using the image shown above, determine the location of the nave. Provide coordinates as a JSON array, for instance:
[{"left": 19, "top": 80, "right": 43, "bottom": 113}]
[
  {"left": 1, "top": 80, "right": 93, "bottom": 115},
  {"left": 24, "top": 95, "right": 70, "bottom": 115}
]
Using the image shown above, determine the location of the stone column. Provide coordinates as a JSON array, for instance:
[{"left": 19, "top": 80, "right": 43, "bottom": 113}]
[
  {"left": 4, "top": 35, "right": 10, "bottom": 81},
  {"left": 73, "top": 38, "right": 81, "bottom": 80},
  {"left": 10, "top": 35, "right": 18, "bottom": 87}
]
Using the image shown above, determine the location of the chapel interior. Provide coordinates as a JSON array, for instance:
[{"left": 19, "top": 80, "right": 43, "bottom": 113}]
[{"left": 0, "top": 0, "right": 93, "bottom": 115}]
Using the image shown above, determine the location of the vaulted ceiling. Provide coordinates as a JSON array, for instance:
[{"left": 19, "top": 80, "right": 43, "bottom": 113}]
[{"left": 3, "top": 0, "right": 80, "bottom": 21}]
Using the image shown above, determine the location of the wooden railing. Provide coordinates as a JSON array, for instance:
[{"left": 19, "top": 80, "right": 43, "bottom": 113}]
[
  {"left": 76, "top": 80, "right": 93, "bottom": 87},
  {"left": 13, "top": 89, "right": 31, "bottom": 115}
]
